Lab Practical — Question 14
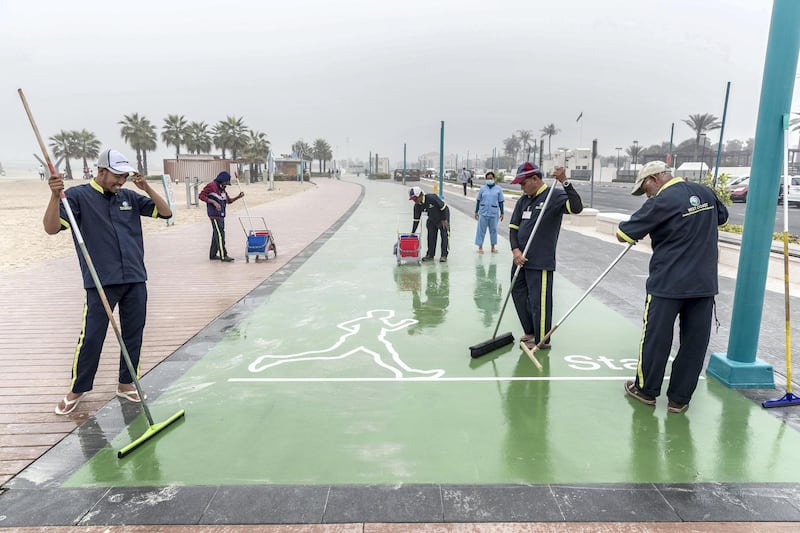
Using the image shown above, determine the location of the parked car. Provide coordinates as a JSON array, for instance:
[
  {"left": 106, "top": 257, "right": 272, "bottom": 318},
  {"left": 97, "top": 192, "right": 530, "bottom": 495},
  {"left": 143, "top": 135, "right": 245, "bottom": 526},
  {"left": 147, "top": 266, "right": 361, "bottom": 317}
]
[
  {"left": 727, "top": 175, "right": 748, "bottom": 187},
  {"left": 729, "top": 177, "right": 750, "bottom": 202},
  {"left": 785, "top": 176, "right": 800, "bottom": 206}
]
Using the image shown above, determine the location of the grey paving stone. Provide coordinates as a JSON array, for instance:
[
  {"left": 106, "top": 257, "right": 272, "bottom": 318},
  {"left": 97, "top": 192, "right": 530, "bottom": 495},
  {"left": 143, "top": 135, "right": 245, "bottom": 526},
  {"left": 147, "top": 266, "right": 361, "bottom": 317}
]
[
  {"left": 551, "top": 484, "right": 681, "bottom": 522},
  {"left": 323, "top": 484, "right": 442, "bottom": 523},
  {"left": 201, "top": 485, "right": 328, "bottom": 524},
  {"left": 442, "top": 484, "right": 564, "bottom": 522},
  {"left": 78, "top": 486, "right": 217, "bottom": 525},
  {"left": 0, "top": 487, "right": 107, "bottom": 527}
]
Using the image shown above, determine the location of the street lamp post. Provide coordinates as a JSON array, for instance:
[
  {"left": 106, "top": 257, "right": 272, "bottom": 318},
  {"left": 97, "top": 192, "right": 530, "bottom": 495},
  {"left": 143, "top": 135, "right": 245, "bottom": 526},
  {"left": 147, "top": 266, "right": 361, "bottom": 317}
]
[
  {"left": 700, "top": 134, "right": 708, "bottom": 182},
  {"left": 633, "top": 140, "right": 639, "bottom": 169},
  {"left": 615, "top": 146, "right": 622, "bottom": 178}
]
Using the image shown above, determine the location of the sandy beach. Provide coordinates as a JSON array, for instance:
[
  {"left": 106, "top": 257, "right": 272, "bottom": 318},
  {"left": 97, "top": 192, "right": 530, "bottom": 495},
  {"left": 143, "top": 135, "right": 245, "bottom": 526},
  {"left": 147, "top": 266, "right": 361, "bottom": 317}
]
[{"left": 0, "top": 175, "right": 314, "bottom": 272}]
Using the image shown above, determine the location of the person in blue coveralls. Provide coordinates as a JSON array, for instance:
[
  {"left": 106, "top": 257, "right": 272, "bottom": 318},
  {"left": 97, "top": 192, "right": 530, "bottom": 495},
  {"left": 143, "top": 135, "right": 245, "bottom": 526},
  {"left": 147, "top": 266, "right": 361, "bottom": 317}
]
[
  {"left": 618, "top": 161, "right": 728, "bottom": 414},
  {"left": 509, "top": 162, "right": 582, "bottom": 350},
  {"left": 474, "top": 171, "right": 505, "bottom": 254},
  {"left": 44, "top": 148, "right": 173, "bottom": 415}
]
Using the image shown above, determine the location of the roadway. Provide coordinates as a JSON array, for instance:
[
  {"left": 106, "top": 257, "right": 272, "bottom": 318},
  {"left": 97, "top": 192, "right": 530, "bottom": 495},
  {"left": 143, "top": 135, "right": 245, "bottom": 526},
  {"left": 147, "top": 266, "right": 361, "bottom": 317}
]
[{"left": 484, "top": 178, "right": 800, "bottom": 236}]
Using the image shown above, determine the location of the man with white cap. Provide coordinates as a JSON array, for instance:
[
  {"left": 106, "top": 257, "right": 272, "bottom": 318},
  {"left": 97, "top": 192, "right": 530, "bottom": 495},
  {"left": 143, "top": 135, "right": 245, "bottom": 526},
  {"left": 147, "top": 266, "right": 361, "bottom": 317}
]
[
  {"left": 44, "top": 148, "right": 173, "bottom": 415},
  {"left": 409, "top": 186, "right": 450, "bottom": 262},
  {"left": 617, "top": 160, "right": 728, "bottom": 413}
]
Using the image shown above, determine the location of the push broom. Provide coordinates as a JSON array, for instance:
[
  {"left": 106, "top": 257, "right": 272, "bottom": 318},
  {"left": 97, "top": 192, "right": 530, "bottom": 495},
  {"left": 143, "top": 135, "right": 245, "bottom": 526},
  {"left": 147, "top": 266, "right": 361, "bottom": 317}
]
[
  {"left": 469, "top": 177, "right": 559, "bottom": 361},
  {"left": 18, "top": 88, "right": 186, "bottom": 457},
  {"left": 522, "top": 243, "right": 634, "bottom": 362},
  {"left": 763, "top": 113, "right": 800, "bottom": 408}
]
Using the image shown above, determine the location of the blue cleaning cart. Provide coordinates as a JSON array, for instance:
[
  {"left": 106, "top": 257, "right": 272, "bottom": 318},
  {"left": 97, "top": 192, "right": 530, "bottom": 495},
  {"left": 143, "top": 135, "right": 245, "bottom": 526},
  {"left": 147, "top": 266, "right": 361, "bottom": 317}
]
[{"left": 239, "top": 216, "right": 277, "bottom": 263}]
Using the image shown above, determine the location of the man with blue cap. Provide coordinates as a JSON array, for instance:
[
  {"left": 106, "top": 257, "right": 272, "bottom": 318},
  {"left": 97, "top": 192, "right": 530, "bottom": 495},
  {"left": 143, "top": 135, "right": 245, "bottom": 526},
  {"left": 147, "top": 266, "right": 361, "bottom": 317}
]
[{"left": 199, "top": 171, "right": 244, "bottom": 262}]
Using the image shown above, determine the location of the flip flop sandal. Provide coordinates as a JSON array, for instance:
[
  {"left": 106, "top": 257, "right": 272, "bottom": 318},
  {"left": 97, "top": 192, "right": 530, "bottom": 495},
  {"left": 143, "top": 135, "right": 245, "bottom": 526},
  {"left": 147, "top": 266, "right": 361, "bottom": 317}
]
[
  {"left": 116, "top": 388, "right": 146, "bottom": 403},
  {"left": 54, "top": 393, "right": 86, "bottom": 415}
]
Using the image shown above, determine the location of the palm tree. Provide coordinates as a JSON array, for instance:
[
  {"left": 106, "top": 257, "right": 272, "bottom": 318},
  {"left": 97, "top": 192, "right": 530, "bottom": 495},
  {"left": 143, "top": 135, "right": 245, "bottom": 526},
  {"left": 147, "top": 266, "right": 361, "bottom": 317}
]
[
  {"left": 49, "top": 130, "right": 79, "bottom": 178},
  {"left": 517, "top": 129, "right": 534, "bottom": 161},
  {"left": 73, "top": 129, "right": 102, "bottom": 174},
  {"left": 292, "top": 139, "right": 311, "bottom": 159},
  {"left": 119, "top": 113, "right": 157, "bottom": 175},
  {"left": 503, "top": 135, "right": 521, "bottom": 162},
  {"left": 241, "top": 130, "right": 270, "bottom": 181},
  {"left": 540, "top": 123, "right": 560, "bottom": 157},
  {"left": 185, "top": 121, "right": 212, "bottom": 155},
  {"left": 292, "top": 139, "right": 312, "bottom": 173},
  {"left": 682, "top": 113, "right": 721, "bottom": 146},
  {"left": 312, "top": 138, "right": 332, "bottom": 172},
  {"left": 162, "top": 114, "right": 188, "bottom": 161},
  {"left": 212, "top": 122, "right": 231, "bottom": 159},
  {"left": 626, "top": 143, "right": 643, "bottom": 166}
]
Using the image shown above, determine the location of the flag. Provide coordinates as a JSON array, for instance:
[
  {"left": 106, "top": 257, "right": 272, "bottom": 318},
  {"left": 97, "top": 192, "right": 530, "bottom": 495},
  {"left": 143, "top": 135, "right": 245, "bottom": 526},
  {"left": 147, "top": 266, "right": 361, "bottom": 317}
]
[{"left": 576, "top": 112, "right": 583, "bottom": 123}]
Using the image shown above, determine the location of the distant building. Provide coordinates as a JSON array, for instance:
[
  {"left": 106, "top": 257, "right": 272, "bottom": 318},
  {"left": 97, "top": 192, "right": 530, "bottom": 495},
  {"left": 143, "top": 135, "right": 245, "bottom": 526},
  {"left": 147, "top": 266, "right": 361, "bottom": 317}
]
[{"left": 163, "top": 155, "right": 235, "bottom": 183}]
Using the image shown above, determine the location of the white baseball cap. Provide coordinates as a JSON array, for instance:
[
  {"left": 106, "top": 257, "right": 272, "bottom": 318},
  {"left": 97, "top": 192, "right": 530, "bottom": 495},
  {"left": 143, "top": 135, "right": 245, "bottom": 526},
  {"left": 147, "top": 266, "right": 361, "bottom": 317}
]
[
  {"left": 631, "top": 161, "right": 670, "bottom": 196},
  {"left": 97, "top": 149, "right": 136, "bottom": 175}
]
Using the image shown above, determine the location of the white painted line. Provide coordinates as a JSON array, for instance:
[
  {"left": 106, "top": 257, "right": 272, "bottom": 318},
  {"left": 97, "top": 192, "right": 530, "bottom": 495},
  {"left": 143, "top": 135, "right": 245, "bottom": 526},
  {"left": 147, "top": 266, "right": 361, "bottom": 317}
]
[{"left": 229, "top": 376, "right": 674, "bottom": 383}]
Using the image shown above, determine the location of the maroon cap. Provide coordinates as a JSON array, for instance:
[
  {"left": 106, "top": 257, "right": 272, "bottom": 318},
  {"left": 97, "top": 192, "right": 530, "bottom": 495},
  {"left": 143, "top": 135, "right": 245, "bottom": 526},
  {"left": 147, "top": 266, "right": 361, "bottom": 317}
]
[{"left": 511, "top": 162, "right": 542, "bottom": 184}]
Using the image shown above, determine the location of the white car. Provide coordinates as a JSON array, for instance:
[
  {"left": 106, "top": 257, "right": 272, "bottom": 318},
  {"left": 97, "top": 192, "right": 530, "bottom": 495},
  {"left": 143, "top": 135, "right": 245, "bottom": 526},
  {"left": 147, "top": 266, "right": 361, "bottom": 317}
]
[{"left": 784, "top": 176, "right": 800, "bottom": 206}]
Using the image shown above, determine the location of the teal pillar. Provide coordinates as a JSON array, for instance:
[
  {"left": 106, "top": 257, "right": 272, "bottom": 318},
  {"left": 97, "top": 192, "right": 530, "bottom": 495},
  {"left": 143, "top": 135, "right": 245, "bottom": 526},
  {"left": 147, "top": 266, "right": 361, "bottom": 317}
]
[
  {"left": 707, "top": 0, "right": 800, "bottom": 388},
  {"left": 438, "top": 121, "right": 445, "bottom": 199}
]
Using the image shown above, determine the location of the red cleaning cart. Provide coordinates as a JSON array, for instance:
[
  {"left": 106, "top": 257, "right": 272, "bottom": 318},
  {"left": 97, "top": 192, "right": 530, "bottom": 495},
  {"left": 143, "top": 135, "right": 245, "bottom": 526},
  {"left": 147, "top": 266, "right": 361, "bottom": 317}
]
[{"left": 395, "top": 233, "right": 421, "bottom": 265}]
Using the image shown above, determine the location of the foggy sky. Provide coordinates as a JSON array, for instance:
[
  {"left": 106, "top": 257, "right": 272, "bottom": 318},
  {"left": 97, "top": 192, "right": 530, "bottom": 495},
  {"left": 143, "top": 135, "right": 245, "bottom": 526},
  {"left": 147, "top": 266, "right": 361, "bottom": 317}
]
[{"left": 0, "top": 0, "right": 794, "bottom": 172}]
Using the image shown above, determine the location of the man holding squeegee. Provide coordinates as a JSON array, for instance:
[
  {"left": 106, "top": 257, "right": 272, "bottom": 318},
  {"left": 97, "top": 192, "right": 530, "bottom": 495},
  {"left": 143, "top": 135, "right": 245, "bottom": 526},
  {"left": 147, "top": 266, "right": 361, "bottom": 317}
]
[
  {"left": 509, "top": 162, "right": 582, "bottom": 351},
  {"left": 617, "top": 161, "right": 728, "bottom": 413},
  {"left": 44, "top": 149, "right": 172, "bottom": 415}
]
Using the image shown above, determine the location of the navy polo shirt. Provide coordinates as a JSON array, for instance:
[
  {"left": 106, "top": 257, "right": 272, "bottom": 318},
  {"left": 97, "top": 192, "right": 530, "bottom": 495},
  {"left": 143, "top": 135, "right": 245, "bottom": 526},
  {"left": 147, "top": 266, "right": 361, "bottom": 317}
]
[
  {"left": 58, "top": 180, "right": 162, "bottom": 288},
  {"left": 617, "top": 178, "right": 729, "bottom": 298},
  {"left": 413, "top": 193, "right": 450, "bottom": 224},
  {"left": 509, "top": 183, "right": 582, "bottom": 271}
]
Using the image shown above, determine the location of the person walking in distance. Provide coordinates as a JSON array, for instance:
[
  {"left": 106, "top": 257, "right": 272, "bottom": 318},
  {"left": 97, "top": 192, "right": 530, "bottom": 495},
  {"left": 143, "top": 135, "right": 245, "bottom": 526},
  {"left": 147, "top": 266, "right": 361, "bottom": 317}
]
[
  {"left": 457, "top": 167, "right": 470, "bottom": 196},
  {"left": 43, "top": 148, "right": 173, "bottom": 415},
  {"left": 474, "top": 171, "right": 505, "bottom": 254},
  {"left": 199, "top": 171, "right": 244, "bottom": 262},
  {"left": 509, "top": 162, "right": 583, "bottom": 350},
  {"left": 618, "top": 161, "right": 728, "bottom": 413},
  {"left": 409, "top": 186, "right": 450, "bottom": 262}
]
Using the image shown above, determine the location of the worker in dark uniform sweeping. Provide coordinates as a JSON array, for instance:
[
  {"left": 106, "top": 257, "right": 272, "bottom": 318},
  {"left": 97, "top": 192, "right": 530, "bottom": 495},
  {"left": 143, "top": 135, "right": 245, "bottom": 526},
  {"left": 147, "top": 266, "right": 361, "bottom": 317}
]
[
  {"left": 617, "top": 161, "right": 728, "bottom": 413},
  {"left": 509, "top": 162, "right": 583, "bottom": 352},
  {"left": 409, "top": 186, "right": 450, "bottom": 262}
]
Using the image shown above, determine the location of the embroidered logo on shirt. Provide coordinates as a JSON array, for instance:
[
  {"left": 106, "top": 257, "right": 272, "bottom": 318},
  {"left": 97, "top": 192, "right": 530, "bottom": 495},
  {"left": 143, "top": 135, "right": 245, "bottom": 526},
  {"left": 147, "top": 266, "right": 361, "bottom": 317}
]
[
  {"left": 120, "top": 201, "right": 132, "bottom": 211},
  {"left": 689, "top": 195, "right": 700, "bottom": 207}
]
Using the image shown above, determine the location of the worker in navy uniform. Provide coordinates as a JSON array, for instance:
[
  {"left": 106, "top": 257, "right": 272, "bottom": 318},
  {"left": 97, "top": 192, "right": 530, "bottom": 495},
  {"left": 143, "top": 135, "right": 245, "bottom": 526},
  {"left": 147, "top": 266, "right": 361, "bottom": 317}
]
[
  {"left": 44, "top": 148, "right": 173, "bottom": 415},
  {"left": 509, "top": 162, "right": 582, "bottom": 350},
  {"left": 618, "top": 161, "right": 728, "bottom": 413},
  {"left": 409, "top": 186, "right": 450, "bottom": 262},
  {"left": 199, "top": 171, "right": 244, "bottom": 262}
]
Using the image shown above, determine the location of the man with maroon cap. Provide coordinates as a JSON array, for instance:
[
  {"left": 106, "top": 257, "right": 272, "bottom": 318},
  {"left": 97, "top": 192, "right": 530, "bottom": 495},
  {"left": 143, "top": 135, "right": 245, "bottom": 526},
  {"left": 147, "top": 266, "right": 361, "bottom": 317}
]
[{"left": 508, "top": 162, "right": 582, "bottom": 350}]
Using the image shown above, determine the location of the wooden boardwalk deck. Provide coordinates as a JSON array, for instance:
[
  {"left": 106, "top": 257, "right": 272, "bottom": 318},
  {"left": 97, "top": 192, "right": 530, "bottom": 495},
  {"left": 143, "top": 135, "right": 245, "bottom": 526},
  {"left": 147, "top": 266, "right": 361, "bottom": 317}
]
[{"left": 0, "top": 178, "right": 362, "bottom": 485}]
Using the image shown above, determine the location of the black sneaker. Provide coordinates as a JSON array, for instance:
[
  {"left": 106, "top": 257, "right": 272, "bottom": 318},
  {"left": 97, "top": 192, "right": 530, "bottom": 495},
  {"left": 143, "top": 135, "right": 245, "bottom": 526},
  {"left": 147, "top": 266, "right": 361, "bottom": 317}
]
[
  {"left": 439, "top": 256, "right": 448, "bottom": 262},
  {"left": 668, "top": 400, "right": 688, "bottom": 413},
  {"left": 421, "top": 256, "right": 434, "bottom": 262},
  {"left": 624, "top": 380, "right": 656, "bottom": 406},
  {"left": 220, "top": 256, "right": 235, "bottom": 262}
]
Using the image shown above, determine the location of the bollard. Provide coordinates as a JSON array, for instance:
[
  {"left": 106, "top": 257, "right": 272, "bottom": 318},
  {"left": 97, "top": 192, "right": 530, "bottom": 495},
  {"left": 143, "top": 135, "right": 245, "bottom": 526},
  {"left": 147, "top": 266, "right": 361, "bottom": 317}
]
[
  {"left": 193, "top": 177, "right": 200, "bottom": 206},
  {"left": 184, "top": 177, "right": 191, "bottom": 208}
]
